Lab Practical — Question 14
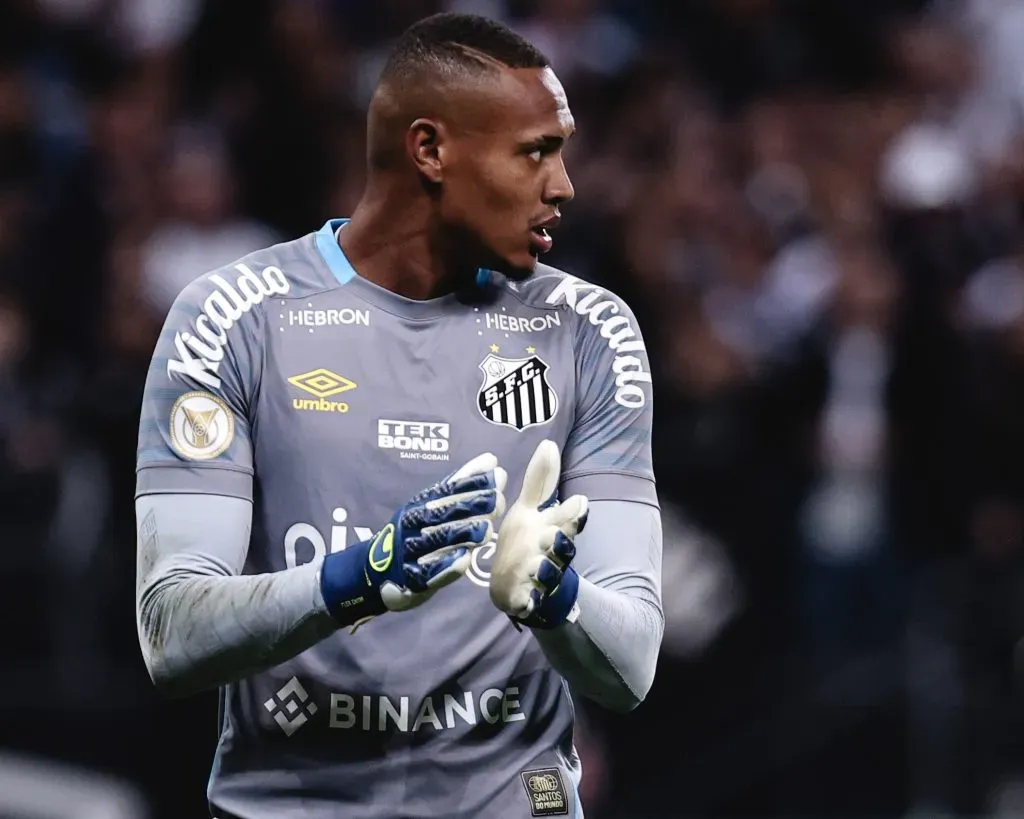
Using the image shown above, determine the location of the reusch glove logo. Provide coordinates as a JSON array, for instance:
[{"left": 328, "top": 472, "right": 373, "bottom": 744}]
[{"left": 368, "top": 524, "right": 395, "bottom": 573}]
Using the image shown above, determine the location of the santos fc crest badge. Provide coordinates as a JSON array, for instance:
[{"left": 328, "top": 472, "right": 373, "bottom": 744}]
[{"left": 477, "top": 352, "right": 558, "bottom": 431}]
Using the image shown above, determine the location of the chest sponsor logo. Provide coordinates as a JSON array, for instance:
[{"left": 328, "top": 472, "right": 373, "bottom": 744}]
[
  {"left": 288, "top": 368, "right": 356, "bottom": 413},
  {"left": 377, "top": 419, "right": 450, "bottom": 461},
  {"left": 544, "top": 275, "right": 651, "bottom": 408},
  {"left": 284, "top": 506, "right": 374, "bottom": 569},
  {"left": 264, "top": 676, "right": 526, "bottom": 736},
  {"left": 466, "top": 541, "right": 496, "bottom": 588},
  {"left": 285, "top": 307, "right": 370, "bottom": 328},
  {"left": 168, "top": 263, "right": 290, "bottom": 389},
  {"left": 477, "top": 349, "right": 557, "bottom": 431},
  {"left": 285, "top": 506, "right": 493, "bottom": 589},
  {"left": 482, "top": 311, "right": 561, "bottom": 334},
  {"left": 168, "top": 391, "right": 235, "bottom": 461},
  {"left": 263, "top": 678, "right": 318, "bottom": 737}
]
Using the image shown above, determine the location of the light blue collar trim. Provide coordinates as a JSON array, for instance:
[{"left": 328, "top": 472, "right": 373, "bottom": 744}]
[
  {"left": 315, "top": 216, "right": 491, "bottom": 289},
  {"left": 315, "top": 218, "right": 356, "bottom": 285}
]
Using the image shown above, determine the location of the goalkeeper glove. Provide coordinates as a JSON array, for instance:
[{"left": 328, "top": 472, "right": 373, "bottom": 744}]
[
  {"left": 320, "top": 453, "right": 507, "bottom": 630},
  {"left": 489, "top": 440, "right": 588, "bottom": 629}
]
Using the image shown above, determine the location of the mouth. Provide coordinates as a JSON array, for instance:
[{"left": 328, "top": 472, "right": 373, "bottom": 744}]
[
  {"left": 529, "top": 226, "right": 553, "bottom": 254},
  {"left": 529, "top": 214, "right": 560, "bottom": 255}
]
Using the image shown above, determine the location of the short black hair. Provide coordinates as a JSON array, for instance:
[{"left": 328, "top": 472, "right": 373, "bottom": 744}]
[{"left": 379, "top": 13, "right": 549, "bottom": 86}]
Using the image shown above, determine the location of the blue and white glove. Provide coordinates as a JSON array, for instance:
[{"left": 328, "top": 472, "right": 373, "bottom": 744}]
[
  {"left": 320, "top": 453, "right": 507, "bottom": 630},
  {"left": 490, "top": 440, "right": 588, "bottom": 630}
]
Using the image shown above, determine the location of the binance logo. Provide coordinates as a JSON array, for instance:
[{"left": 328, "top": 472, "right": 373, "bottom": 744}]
[
  {"left": 264, "top": 677, "right": 318, "bottom": 736},
  {"left": 288, "top": 368, "right": 356, "bottom": 414}
]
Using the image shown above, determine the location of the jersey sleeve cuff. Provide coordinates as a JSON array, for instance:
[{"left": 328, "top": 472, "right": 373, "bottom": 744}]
[
  {"left": 559, "top": 471, "right": 658, "bottom": 508},
  {"left": 136, "top": 464, "right": 253, "bottom": 501}
]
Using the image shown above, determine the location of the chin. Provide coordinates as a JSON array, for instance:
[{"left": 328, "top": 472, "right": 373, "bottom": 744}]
[{"left": 493, "top": 254, "right": 538, "bottom": 282}]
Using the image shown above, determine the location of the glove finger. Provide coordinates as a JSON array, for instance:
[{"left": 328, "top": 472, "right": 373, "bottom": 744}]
[
  {"left": 406, "top": 519, "right": 493, "bottom": 560},
  {"left": 447, "top": 452, "right": 499, "bottom": 483},
  {"left": 404, "top": 489, "right": 502, "bottom": 531},
  {"left": 402, "top": 561, "right": 431, "bottom": 593},
  {"left": 533, "top": 556, "right": 564, "bottom": 593},
  {"left": 541, "top": 494, "right": 589, "bottom": 537},
  {"left": 410, "top": 454, "right": 499, "bottom": 504},
  {"left": 424, "top": 548, "right": 472, "bottom": 590},
  {"left": 505, "top": 588, "right": 536, "bottom": 620},
  {"left": 425, "top": 480, "right": 507, "bottom": 520},
  {"left": 575, "top": 505, "right": 588, "bottom": 536},
  {"left": 517, "top": 440, "right": 562, "bottom": 509},
  {"left": 423, "top": 490, "right": 503, "bottom": 526},
  {"left": 416, "top": 468, "right": 498, "bottom": 506},
  {"left": 547, "top": 530, "right": 576, "bottom": 567},
  {"left": 500, "top": 555, "right": 542, "bottom": 617},
  {"left": 441, "top": 468, "right": 505, "bottom": 499},
  {"left": 403, "top": 546, "right": 469, "bottom": 592}
]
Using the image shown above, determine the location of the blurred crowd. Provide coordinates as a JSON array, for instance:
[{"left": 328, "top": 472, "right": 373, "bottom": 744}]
[{"left": 3, "top": 0, "right": 1024, "bottom": 817}]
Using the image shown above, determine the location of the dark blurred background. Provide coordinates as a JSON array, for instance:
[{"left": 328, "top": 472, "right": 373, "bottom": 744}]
[{"left": 3, "top": 0, "right": 1024, "bottom": 816}]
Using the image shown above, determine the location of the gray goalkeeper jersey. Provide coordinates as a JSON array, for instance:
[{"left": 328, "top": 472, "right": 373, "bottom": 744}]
[{"left": 136, "top": 219, "right": 656, "bottom": 819}]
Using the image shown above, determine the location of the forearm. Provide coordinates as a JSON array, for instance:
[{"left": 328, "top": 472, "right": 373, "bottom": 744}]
[
  {"left": 533, "top": 576, "right": 663, "bottom": 712},
  {"left": 136, "top": 494, "right": 339, "bottom": 697},
  {"left": 138, "top": 558, "right": 338, "bottom": 697},
  {"left": 532, "top": 498, "right": 664, "bottom": 712}
]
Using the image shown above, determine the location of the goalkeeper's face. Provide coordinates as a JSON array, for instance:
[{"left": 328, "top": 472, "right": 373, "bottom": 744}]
[{"left": 440, "top": 66, "right": 575, "bottom": 282}]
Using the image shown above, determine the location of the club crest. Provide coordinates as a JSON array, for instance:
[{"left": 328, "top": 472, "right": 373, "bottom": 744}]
[{"left": 477, "top": 353, "right": 558, "bottom": 431}]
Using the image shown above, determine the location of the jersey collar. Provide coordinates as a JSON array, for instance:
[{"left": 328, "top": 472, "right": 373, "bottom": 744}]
[
  {"left": 315, "top": 218, "right": 357, "bottom": 284},
  {"left": 313, "top": 218, "right": 499, "bottom": 320}
]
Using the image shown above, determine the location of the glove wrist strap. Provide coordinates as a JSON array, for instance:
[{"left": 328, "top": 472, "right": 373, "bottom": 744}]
[{"left": 320, "top": 541, "right": 388, "bottom": 626}]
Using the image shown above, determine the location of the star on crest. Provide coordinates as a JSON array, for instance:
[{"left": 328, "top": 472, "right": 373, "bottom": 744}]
[
  {"left": 489, "top": 343, "right": 500, "bottom": 353},
  {"left": 526, "top": 346, "right": 536, "bottom": 354}
]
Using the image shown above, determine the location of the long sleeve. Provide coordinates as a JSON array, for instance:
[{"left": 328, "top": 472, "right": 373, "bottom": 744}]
[
  {"left": 135, "top": 493, "right": 339, "bottom": 697},
  {"left": 525, "top": 271, "right": 662, "bottom": 712},
  {"left": 532, "top": 498, "right": 663, "bottom": 712}
]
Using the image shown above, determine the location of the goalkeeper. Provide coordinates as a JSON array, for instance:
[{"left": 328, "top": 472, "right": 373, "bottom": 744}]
[{"left": 135, "top": 12, "right": 663, "bottom": 819}]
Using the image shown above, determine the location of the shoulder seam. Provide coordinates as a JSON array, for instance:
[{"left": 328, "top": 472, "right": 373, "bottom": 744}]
[
  {"left": 502, "top": 284, "right": 570, "bottom": 313},
  {"left": 269, "top": 282, "right": 348, "bottom": 303}
]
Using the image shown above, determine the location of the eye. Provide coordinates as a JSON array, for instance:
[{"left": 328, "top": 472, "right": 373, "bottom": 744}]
[{"left": 527, "top": 148, "right": 543, "bottom": 163}]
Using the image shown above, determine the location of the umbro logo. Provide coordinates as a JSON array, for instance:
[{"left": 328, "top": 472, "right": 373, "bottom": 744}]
[{"left": 288, "top": 368, "right": 356, "bottom": 414}]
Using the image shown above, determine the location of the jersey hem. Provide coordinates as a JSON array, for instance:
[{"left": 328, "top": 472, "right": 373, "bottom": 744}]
[
  {"left": 559, "top": 470, "right": 658, "bottom": 507},
  {"left": 135, "top": 463, "right": 254, "bottom": 501}
]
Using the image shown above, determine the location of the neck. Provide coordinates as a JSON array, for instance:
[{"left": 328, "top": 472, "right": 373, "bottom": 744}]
[{"left": 339, "top": 183, "right": 475, "bottom": 300}]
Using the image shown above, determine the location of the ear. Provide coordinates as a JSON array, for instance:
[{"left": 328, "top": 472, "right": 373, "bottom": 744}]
[{"left": 406, "top": 118, "right": 447, "bottom": 184}]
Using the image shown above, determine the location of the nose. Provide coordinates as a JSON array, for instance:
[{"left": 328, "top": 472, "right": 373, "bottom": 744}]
[{"left": 543, "top": 156, "right": 574, "bottom": 206}]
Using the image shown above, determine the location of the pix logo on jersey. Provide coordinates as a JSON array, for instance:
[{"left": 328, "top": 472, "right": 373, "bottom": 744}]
[
  {"left": 288, "top": 368, "right": 356, "bottom": 413},
  {"left": 477, "top": 345, "right": 558, "bottom": 431}
]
